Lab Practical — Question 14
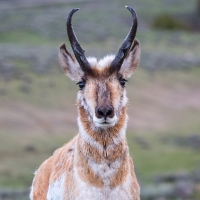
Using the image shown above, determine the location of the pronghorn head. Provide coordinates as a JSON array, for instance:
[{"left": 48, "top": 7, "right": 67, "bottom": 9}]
[{"left": 59, "top": 6, "right": 140, "bottom": 129}]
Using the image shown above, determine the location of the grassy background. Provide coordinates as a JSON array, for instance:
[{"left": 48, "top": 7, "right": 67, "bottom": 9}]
[{"left": 0, "top": 0, "right": 200, "bottom": 199}]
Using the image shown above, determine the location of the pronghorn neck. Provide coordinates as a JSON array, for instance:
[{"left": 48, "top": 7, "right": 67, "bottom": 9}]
[
  {"left": 77, "top": 102, "right": 128, "bottom": 160},
  {"left": 75, "top": 103, "right": 131, "bottom": 188}
]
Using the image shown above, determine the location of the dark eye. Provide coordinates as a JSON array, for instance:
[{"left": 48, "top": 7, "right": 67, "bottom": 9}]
[
  {"left": 120, "top": 78, "right": 128, "bottom": 87},
  {"left": 76, "top": 81, "right": 85, "bottom": 90}
]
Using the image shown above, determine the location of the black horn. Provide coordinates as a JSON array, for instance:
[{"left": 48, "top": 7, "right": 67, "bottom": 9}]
[
  {"left": 110, "top": 6, "right": 138, "bottom": 72},
  {"left": 66, "top": 8, "right": 91, "bottom": 73}
]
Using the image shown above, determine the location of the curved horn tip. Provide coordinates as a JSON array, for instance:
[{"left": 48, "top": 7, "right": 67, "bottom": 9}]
[
  {"left": 67, "top": 8, "right": 80, "bottom": 23},
  {"left": 125, "top": 5, "right": 131, "bottom": 10},
  {"left": 68, "top": 8, "right": 80, "bottom": 16},
  {"left": 125, "top": 6, "right": 134, "bottom": 12},
  {"left": 72, "top": 8, "right": 80, "bottom": 12},
  {"left": 125, "top": 6, "right": 137, "bottom": 19}
]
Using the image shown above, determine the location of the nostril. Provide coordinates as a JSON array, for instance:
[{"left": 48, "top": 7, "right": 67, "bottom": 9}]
[
  {"left": 98, "top": 109, "right": 105, "bottom": 117},
  {"left": 96, "top": 106, "right": 113, "bottom": 119},
  {"left": 106, "top": 108, "right": 112, "bottom": 117}
]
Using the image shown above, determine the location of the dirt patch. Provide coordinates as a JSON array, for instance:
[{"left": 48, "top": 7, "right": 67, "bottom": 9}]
[
  {"left": 127, "top": 82, "right": 200, "bottom": 131},
  {"left": 0, "top": 102, "right": 77, "bottom": 135}
]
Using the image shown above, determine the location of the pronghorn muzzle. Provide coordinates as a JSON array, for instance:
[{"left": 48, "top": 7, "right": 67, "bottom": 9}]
[{"left": 95, "top": 104, "right": 114, "bottom": 120}]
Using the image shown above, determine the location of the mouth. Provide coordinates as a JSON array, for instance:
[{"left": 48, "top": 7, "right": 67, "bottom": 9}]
[
  {"left": 96, "top": 120, "right": 116, "bottom": 128},
  {"left": 93, "top": 115, "right": 117, "bottom": 128},
  {"left": 102, "top": 121, "right": 109, "bottom": 124}
]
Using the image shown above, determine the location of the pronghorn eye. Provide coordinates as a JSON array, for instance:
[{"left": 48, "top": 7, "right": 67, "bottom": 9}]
[
  {"left": 120, "top": 79, "right": 128, "bottom": 87},
  {"left": 76, "top": 81, "right": 85, "bottom": 90}
]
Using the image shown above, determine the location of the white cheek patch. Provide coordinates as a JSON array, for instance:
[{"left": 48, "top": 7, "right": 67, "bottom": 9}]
[
  {"left": 85, "top": 97, "right": 95, "bottom": 117},
  {"left": 118, "top": 91, "right": 128, "bottom": 115},
  {"left": 77, "top": 85, "right": 96, "bottom": 119},
  {"left": 121, "top": 91, "right": 128, "bottom": 107},
  {"left": 77, "top": 94, "right": 94, "bottom": 122}
]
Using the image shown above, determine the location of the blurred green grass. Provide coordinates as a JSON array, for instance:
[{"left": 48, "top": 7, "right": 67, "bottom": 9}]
[
  {"left": 0, "top": 130, "right": 74, "bottom": 188},
  {"left": 0, "top": 31, "right": 58, "bottom": 45}
]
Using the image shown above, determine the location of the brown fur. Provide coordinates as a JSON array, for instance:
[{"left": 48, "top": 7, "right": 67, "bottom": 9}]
[
  {"left": 75, "top": 139, "right": 104, "bottom": 188},
  {"left": 78, "top": 103, "right": 127, "bottom": 146},
  {"left": 31, "top": 37, "right": 141, "bottom": 200},
  {"left": 32, "top": 137, "right": 77, "bottom": 199},
  {"left": 31, "top": 104, "right": 138, "bottom": 196},
  {"left": 110, "top": 151, "right": 129, "bottom": 188},
  {"left": 32, "top": 158, "right": 52, "bottom": 199}
]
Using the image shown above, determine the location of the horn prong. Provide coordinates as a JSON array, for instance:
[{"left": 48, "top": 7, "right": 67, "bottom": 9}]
[
  {"left": 110, "top": 6, "right": 138, "bottom": 72},
  {"left": 66, "top": 8, "right": 91, "bottom": 73}
]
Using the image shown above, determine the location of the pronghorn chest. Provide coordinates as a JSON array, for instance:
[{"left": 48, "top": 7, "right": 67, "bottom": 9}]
[
  {"left": 47, "top": 179, "right": 133, "bottom": 200},
  {"left": 75, "top": 184, "right": 133, "bottom": 200},
  {"left": 73, "top": 158, "right": 134, "bottom": 200},
  {"left": 43, "top": 142, "right": 139, "bottom": 200},
  {"left": 74, "top": 169, "right": 134, "bottom": 200},
  {"left": 46, "top": 164, "right": 134, "bottom": 200}
]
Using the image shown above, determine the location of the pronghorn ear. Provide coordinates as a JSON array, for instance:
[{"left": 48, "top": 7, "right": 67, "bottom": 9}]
[
  {"left": 119, "top": 39, "right": 141, "bottom": 78},
  {"left": 59, "top": 43, "right": 84, "bottom": 81}
]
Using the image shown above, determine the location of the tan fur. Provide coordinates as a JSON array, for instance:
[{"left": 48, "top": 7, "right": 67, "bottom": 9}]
[
  {"left": 110, "top": 151, "right": 129, "bottom": 188},
  {"left": 78, "top": 104, "right": 127, "bottom": 146},
  {"left": 30, "top": 39, "right": 141, "bottom": 200},
  {"left": 32, "top": 158, "right": 52, "bottom": 199},
  {"left": 31, "top": 106, "right": 140, "bottom": 199},
  {"left": 31, "top": 137, "right": 77, "bottom": 199},
  {"left": 75, "top": 138, "right": 105, "bottom": 188}
]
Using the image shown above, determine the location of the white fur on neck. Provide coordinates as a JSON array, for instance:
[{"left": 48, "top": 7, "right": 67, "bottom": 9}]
[{"left": 77, "top": 110, "right": 128, "bottom": 150}]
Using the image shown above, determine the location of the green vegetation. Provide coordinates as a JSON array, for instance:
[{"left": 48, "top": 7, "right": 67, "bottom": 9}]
[
  {"left": 128, "top": 132, "right": 200, "bottom": 182},
  {"left": 152, "top": 14, "right": 189, "bottom": 31},
  {"left": 0, "top": 31, "right": 56, "bottom": 45},
  {"left": 0, "top": 131, "right": 74, "bottom": 188}
]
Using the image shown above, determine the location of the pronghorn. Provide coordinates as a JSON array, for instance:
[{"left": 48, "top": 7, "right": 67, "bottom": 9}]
[{"left": 30, "top": 6, "right": 141, "bottom": 200}]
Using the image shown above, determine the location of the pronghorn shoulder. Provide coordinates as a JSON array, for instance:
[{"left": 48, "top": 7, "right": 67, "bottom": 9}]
[
  {"left": 52, "top": 135, "right": 78, "bottom": 159},
  {"left": 30, "top": 135, "right": 78, "bottom": 199}
]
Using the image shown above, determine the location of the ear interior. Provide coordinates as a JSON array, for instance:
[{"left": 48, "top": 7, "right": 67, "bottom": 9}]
[
  {"left": 119, "top": 39, "right": 141, "bottom": 78},
  {"left": 59, "top": 43, "right": 83, "bottom": 81}
]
